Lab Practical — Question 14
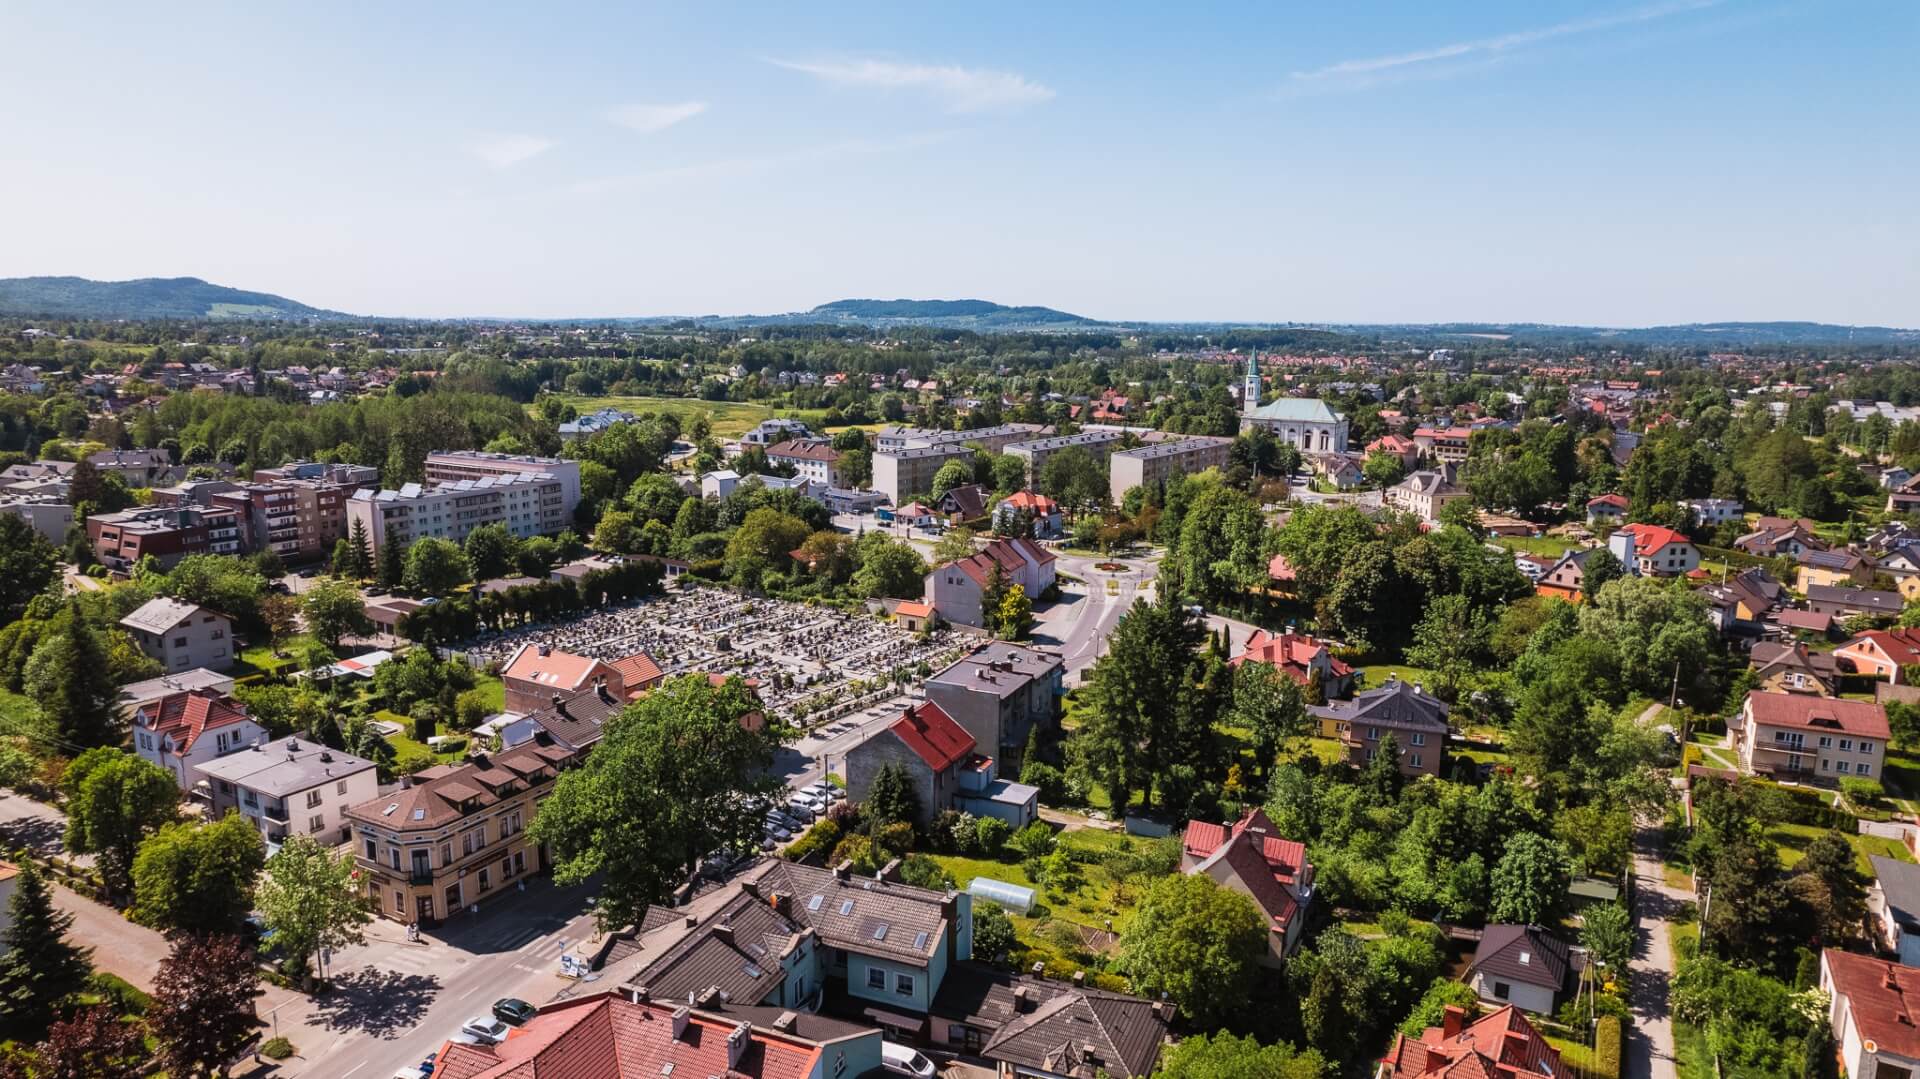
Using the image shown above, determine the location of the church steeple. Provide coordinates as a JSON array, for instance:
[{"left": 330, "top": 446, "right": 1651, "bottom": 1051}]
[{"left": 1243, "top": 350, "right": 1260, "bottom": 412}]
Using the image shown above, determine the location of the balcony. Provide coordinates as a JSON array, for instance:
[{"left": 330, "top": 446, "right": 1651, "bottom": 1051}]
[
  {"left": 261, "top": 802, "right": 290, "bottom": 824},
  {"left": 410, "top": 867, "right": 434, "bottom": 885}
]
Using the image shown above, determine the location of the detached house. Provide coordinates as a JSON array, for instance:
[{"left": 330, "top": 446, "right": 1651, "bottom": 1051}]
[
  {"left": 1379, "top": 1005, "right": 1569, "bottom": 1079},
  {"left": 500, "top": 643, "right": 631, "bottom": 713},
  {"left": 1535, "top": 549, "right": 1597, "bottom": 604},
  {"left": 845, "top": 702, "right": 973, "bottom": 827},
  {"left": 923, "top": 643, "right": 1063, "bottom": 761},
  {"left": 1466, "top": 925, "right": 1576, "bottom": 1015},
  {"left": 1798, "top": 548, "right": 1875, "bottom": 591},
  {"left": 1747, "top": 641, "right": 1839, "bottom": 696},
  {"left": 1230, "top": 629, "right": 1356, "bottom": 698},
  {"left": 1730, "top": 691, "right": 1887, "bottom": 783},
  {"left": 1585, "top": 493, "right": 1629, "bottom": 525},
  {"left": 992, "top": 490, "right": 1062, "bottom": 538},
  {"left": 1821, "top": 949, "right": 1920, "bottom": 1079},
  {"left": 120, "top": 597, "right": 233, "bottom": 673},
  {"left": 131, "top": 689, "right": 266, "bottom": 790},
  {"left": 766, "top": 439, "right": 844, "bottom": 488},
  {"left": 1869, "top": 855, "right": 1920, "bottom": 967},
  {"left": 1806, "top": 584, "right": 1905, "bottom": 621},
  {"left": 923, "top": 538, "right": 1056, "bottom": 629},
  {"left": 1307, "top": 677, "right": 1450, "bottom": 777},
  {"left": 1608, "top": 523, "right": 1700, "bottom": 577},
  {"left": 1180, "top": 808, "right": 1315, "bottom": 960},
  {"left": 1836, "top": 628, "right": 1920, "bottom": 683}
]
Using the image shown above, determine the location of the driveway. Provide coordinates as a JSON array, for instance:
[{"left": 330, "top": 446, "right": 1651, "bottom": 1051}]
[
  {"left": 0, "top": 791, "right": 88, "bottom": 866},
  {"left": 1625, "top": 815, "right": 1685, "bottom": 1079}
]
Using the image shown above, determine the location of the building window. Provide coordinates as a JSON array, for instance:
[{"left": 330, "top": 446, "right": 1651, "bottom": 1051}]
[
  {"left": 895, "top": 973, "right": 914, "bottom": 996},
  {"left": 479, "top": 868, "right": 491, "bottom": 893},
  {"left": 1822, "top": 759, "right": 1832, "bottom": 771},
  {"left": 1410, "top": 754, "right": 1422, "bottom": 768},
  {"left": 867, "top": 968, "right": 885, "bottom": 990},
  {"left": 393, "top": 890, "right": 404, "bottom": 913},
  {"left": 1818, "top": 736, "right": 1833, "bottom": 748},
  {"left": 1492, "top": 981, "right": 1511, "bottom": 1000},
  {"left": 1368, "top": 727, "right": 1380, "bottom": 741},
  {"left": 1840, "top": 739, "right": 1855, "bottom": 752},
  {"left": 1837, "top": 761, "right": 1851, "bottom": 774},
  {"left": 364, "top": 839, "right": 377, "bottom": 860},
  {"left": 307, "top": 790, "right": 323, "bottom": 809},
  {"left": 1410, "top": 732, "right": 1426, "bottom": 747},
  {"left": 309, "top": 815, "right": 324, "bottom": 833},
  {"left": 1862, "top": 741, "right": 1877, "bottom": 755},
  {"left": 1859, "top": 763, "right": 1873, "bottom": 777},
  {"left": 338, "top": 780, "right": 349, "bottom": 795}
]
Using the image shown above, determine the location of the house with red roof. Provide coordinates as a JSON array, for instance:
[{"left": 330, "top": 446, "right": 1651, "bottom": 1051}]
[
  {"left": 992, "top": 489, "right": 1062, "bottom": 538},
  {"left": 1180, "top": 808, "right": 1315, "bottom": 961},
  {"left": 500, "top": 643, "right": 627, "bottom": 714},
  {"left": 1836, "top": 627, "right": 1920, "bottom": 684},
  {"left": 1821, "top": 948, "right": 1920, "bottom": 1079},
  {"left": 1730, "top": 690, "right": 1888, "bottom": 783},
  {"left": 845, "top": 701, "right": 977, "bottom": 826},
  {"left": 1231, "top": 629, "right": 1355, "bottom": 699},
  {"left": 1365, "top": 434, "right": 1420, "bottom": 470},
  {"left": 1379, "top": 1003, "right": 1569, "bottom": 1079},
  {"left": 131, "top": 689, "right": 266, "bottom": 790},
  {"left": 606, "top": 650, "right": 666, "bottom": 699},
  {"left": 1608, "top": 522, "right": 1700, "bottom": 577},
  {"left": 923, "top": 537, "right": 1057, "bottom": 629},
  {"left": 1585, "top": 493, "right": 1629, "bottom": 525}
]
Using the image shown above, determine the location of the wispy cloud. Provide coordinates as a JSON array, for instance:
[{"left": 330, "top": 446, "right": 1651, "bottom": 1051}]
[
  {"left": 467, "top": 133, "right": 554, "bottom": 169},
  {"left": 769, "top": 57, "right": 1054, "bottom": 113},
  {"left": 1289, "top": 0, "right": 1722, "bottom": 82},
  {"left": 606, "top": 102, "right": 708, "bottom": 134},
  {"left": 561, "top": 131, "right": 956, "bottom": 198}
]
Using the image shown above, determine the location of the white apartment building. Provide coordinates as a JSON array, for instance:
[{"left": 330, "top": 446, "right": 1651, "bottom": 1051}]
[
  {"left": 1108, "top": 437, "right": 1232, "bottom": 503},
  {"left": 423, "top": 451, "right": 581, "bottom": 524},
  {"left": 194, "top": 735, "right": 379, "bottom": 850},
  {"left": 347, "top": 471, "right": 570, "bottom": 564}
]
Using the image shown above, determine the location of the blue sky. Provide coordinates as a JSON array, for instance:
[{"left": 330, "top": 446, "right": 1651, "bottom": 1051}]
[{"left": 2, "top": 2, "right": 1914, "bottom": 325}]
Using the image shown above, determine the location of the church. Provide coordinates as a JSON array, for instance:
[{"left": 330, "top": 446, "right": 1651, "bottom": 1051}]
[{"left": 1239, "top": 353, "right": 1349, "bottom": 453}]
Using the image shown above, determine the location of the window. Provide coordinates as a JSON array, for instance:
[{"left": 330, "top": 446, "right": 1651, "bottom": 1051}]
[
  {"left": 1822, "top": 759, "right": 1832, "bottom": 771},
  {"left": 867, "top": 968, "right": 885, "bottom": 990},
  {"left": 1862, "top": 741, "right": 1877, "bottom": 755},
  {"left": 1492, "top": 981, "right": 1511, "bottom": 1000},
  {"left": 394, "top": 890, "right": 404, "bottom": 912},
  {"left": 307, "top": 790, "right": 323, "bottom": 809},
  {"left": 1818, "top": 736, "right": 1834, "bottom": 748},
  {"left": 479, "top": 868, "right": 491, "bottom": 892},
  {"left": 895, "top": 973, "right": 914, "bottom": 996},
  {"left": 338, "top": 780, "right": 349, "bottom": 795},
  {"left": 173, "top": 636, "right": 188, "bottom": 648},
  {"left": 441, "top": 844, "right": 452, "bottom": 865},
  {"left": 1410, "top": 732, "right": 1426, "bottom": 747},
  {"left": 1841, "top": 739, "right": 1855, "bottom": 752},
  {"left": 1410, "top": 754, "right": 1423, "bottom": 768},
  {"left": 1837, "top": 761, "right": 1851, "bottom": 774},
  {"left": 1368, "top": 727, "right": 1380, "bottom": 740},
  {"left": 309, "top": 815, "right": 324, "bottom": 833},
  {"left": 364, "top": 839, "right": 377, "bottom": 860},
  {"left": 1859, "top": 763, "right": 1873, "bottom": 777}
]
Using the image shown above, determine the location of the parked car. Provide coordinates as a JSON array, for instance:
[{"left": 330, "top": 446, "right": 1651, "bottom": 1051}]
[
  {"left": 881, "top": 1041, "right": 936, "bottom": 1078},
  {"left": 460, "top": 1016, "right": 510, "bottom": 1045},
  {"left": 492, "top": 997, "right": 537, "bottom": 1026},
  {"left": 784, "top": 800, "right": 817, "bottom": 823},
  {"left": 763, "top": 822, "right": 792, "bottom": 841}
]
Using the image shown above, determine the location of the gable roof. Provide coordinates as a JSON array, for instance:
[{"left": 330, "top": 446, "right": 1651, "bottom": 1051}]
[
  {"left": 932, "top": 963, "right": 1169, "bottom": 1079},
  {"left": 753, "top": 860, "right": 953, "bottom": 966},
  {"left": 886, "top": 701, "right": 975, "bottom": 773},
  {"left": 937, "top": 484, "right": 989, "bottom": 520},
  {"left": 1381, "top": 1004, "right": 1567, "bottom": 1079},
  {"left": 1231, "top": 630, "right": 1353, "bottom": 685},
  {"left": 1807, "top": 584, "right": 1904, "bottom": 613},
  {"left": 1824, "top": 948, "right": 1920, "bottom": 1064},
  {"left": 345, "top": 739, "right": 574, "bottom": 832},
  {"left": 1749, "top": 641, "right": 1838, "bottom": 681},
  {"left": 1307, "top": 677, "right": 1451, "bottom": 731},
  {"left": 120, "top": 597, "right": 206, "bottom": 636},
  {"left": 1743, "top": 691, "right": 1889, "bottom": 739},
  {"left": 1844, "top": 627, "right": 1920, "bottom": 668},
  {"left": 134, "top": 689, "right": 253, "bottom": 753},
  {"left": 1618, "top": 522, "right": 1689, "bottom": 555},
  {"left": 1000, "top": 490, "right": 1059, "bottom": 514},
  {"left": 1586, "top": 494, "right": 1629, "bottom": 510},
  {"left": 525, "top": 684, "right": 626, "bottom": 750},
  {"left": 502, "top": 644, "right": 611, "bottom": 693},
  {"left": 1247, "top": 398, "right": 1342, "bottom": 424},
  {"left": 764, "top": 438, "right": 840, "bottom": 463},
  {"left": 1872, "top": 855, "right": 1920, "bottom": 934},
  {"left": 607, "top": 651, "right": 664, "bottom": 695},
  {"left": 1182, "top": 808, "right": 1310, "bottom": 933},
  {"left": 1470, "top": 925, "right": 1573, "bottom": 992}
]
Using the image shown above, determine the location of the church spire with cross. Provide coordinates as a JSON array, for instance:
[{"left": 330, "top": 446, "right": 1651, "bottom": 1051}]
[{"left": 1243, "top": 350, "right": 1260, "bottom": 413}]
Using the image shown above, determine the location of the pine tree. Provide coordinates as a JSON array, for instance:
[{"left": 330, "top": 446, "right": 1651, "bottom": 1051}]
[
  {"left": 23, "top": 604, "right": 120, "bottom": 748},
  {"left": 378, "top": 535, "right": 406, "bottom": 590},
  {"left": 0, "top": 860, "right": 93, "bottom": 1041},
  {"left": 348, "top": 518, "right": 374, "bottom": 578}
]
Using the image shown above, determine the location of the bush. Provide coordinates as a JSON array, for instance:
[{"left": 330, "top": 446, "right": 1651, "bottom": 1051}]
[
  {"left": 975, "top": 816, "right": 1012, "bottom": 855},
  {"left": 897, "top": 854, "right": 956, "bottom": 890},
  {"left": 1841, "top": 776, "right": 1885, "bottom": 806},
  {"left": 1010, "top": 821, "right": 1056, "bottom": 860},
  {"left": 1594, "top": 1015, "right": 1621, "bottom": 1079},
  {"left": 784, "top": 819, "right": 843, "bottom": 864},
  {"left": 436, "top": 736, "right": 468, "bottom": 756},
  {"left": 85, "top": 972, "right": 152, "bottom": 1016},
  {"left": 261, "top": 1036, "right": 297, "bottom": 1060},
  {"left": 1020, "top": 761, "right": 1068, "bottom": 803}
]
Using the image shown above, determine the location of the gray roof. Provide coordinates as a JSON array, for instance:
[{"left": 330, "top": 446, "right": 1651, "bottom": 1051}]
[
  {"left": 1470, "top": 924, "right": 1573, "bottom": 992},
  {"left": 928, "top": 643, "right": 1063, "bottom": 700},
  {"left": 1307, "top": 678, "right": 1450, "bottom": 731},
  {"left": 1874, "top": 855, "right": 1920, "bottom": 931},
  {"left": 933, "top": 964, "right": 1169, "bottom": 1079},
  {"left": 193, "top": 735, "right": 376, "bottom": 795},
  {"left": 1245, "top": 397, "right": 1343, "bottom": 424},
  {"left": 120, "top": 597, "right": 207, "bottom": 636},
  {"left": 1806, "top": 584, "right": 1904, "bottom": 613},
  {"left": 1111, "top": 437, "right": 1226, "bottom": 461},
  {"left": 631, "top": 887, "right": 802, "bottom": 1005},
  {"left": 756, "top": 861, "right": 954, "bottom": 967},
  {"left": 119, "top": 668, "right": 234, "bottom": 706}
]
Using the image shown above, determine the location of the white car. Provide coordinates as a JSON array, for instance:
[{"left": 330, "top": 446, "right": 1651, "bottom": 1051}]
[
  {"left": 882, "top": 1040, "right": 936, "bottom": 1077},
  {"left": 460, "top": 1016, "right": 510, "bottom": 1044}
]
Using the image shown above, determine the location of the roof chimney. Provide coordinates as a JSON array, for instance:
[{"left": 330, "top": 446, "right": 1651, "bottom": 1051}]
[
  {"left": 1442, "top": 1004, "right": 1466, "bottom": 1039},
  {"left": 538, "top": 644, "right": 551, "bottom": 657},
  {"left": 713, "top": 923, "right": 734, "bottom": 944},
  {"left": 878, "top": 858, "right": 903, "bottom": 883},
  {"left": 627, "top": 985, "right": 650, "bottom": 1004},
  {"left": 727, "top": 1021, "right": 753, "bottom": 1068},
  {"left": 1071, "top": 970, "right": 1086, "bottom": 988},
  {"left": 834, "top": 861, "right": 852, "bottom": 881},
  {"left": 697, "top": 985, "right": 725, "bottom": 1009},
  {"left": 671, "top": 1005, "right": 691, "bottom": 1040},
  {"left": 1012, "top": 986, "right": 1031, "bottom": 1012},
  {"left": 772, "top": 1011, "right": 799, "bottom": 1033}
]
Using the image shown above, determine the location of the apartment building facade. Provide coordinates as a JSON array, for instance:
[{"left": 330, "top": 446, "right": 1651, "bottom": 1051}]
[
  {"left": 1002, "top": 430, "right": 1123, "bottom": 485},
  {"left": 423, "top": 450, "right": 581, "bottom": 522},
  {"left": 88, "top": 505, "right": 245, "bottom": 570},
  {"left": 346, "top": 739, "right": 576, "bottom": 925},
  {"left": 346, "top": 471, "right": 571, "bottom": 564},
  {"left": 120, "top": 597, "right": 234, "bottom": 673},
  {"left": 1732, "top": 691, "right": 1888, "bottom": 783},
  {"left": 1107, "top": 437, "right": 1232, "bottom": 503},
  {"left": 196, "top": 736, "right": 379, "bottom": 850}
]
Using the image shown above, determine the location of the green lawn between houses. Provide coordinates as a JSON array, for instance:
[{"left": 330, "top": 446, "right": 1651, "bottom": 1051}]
[{"left": 1767, "top": 820, "right": 1914, "bottom": 877}]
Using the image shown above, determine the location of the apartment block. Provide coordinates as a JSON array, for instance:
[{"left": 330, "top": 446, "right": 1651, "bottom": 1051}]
[
  {"left": 1003, "top": 429, "right": 1122, "bottom": 485},
  {"left": 1107, "top": 436, "right": 1232, "bottom": 503},
  {"left": 346, "top": 471, "right": 571, "bottom": 564},
  {"left": 196, "top": 735, "right": 379, "bottom": 850},
  {"left": 88, "top": 505, "right": 244, "bottom": 571},
  {"left": 423, "top": 451, "right": 581, "bottom": 523},
  {"left": 873, "top": 444, "right": 974, "bottom": 505}
]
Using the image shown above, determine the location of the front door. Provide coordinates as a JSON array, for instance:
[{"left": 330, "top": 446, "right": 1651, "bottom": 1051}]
[
  {"left": 415, "top": 895, "right": 435, "bottom": 926},
  {"left": 445, "top": 882, "right": 463, "bottom": 914}
]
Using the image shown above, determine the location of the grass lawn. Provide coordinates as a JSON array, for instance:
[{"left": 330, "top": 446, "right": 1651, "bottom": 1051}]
[
  {"left": 1357, "top": 663, "right": 1435, "bottom": 690},
  {"left": 1662, "top": 862, "right": 1694, "bottom": 892},
  {"left": 1304, "top": 737, "right": 1351, "bottom": 767},
  {"left": 235, "top": 633, "right": 317, "bottom": 679},
  {"left": 1544, "top": 1036, "right": 1599, "bottom": 1075},
  {"left": 469, "top": 674, "right": 506, "bottom": 712},
  {"left": 1493, "top": 534, "right": 1585, "bottom": 559},
  {"left": 1768, "top": 821, "right": 1915, "bottom": 876},
  {"left": 544, "top": 395, "right": 815, "bottom": 439}
]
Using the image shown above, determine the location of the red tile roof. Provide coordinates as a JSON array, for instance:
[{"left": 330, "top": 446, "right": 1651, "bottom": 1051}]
[
  {"left": 135, "top": 690, "right": 252, "bottom": 754},
  {"left": 888, "top": 701, "right": 975, "bottom": 773},
  {"left": 1619, "top": 522, "right": 1689, "bottom": 555},
  {"left": 1845, "top": 628, "right": 1920, "bottom": 667},
  {"left": 1744, "top": 691, "right": 1890, "bottom": 739},
  {"left": 1586, "top": 493, "right": 1629, "bottom": 510},
  {"left": 502, "top": 645, "right": 612, "bottom": 693},
  {"left": 1182, "top": 808, "right": 1309, "bottom": 932},
  {"left": 765, "top": 438, "right": 840, "bottom": 463},
  {"left": 1230, "top": 630, "right": 1352, "bottom": 686},
  {"left": 1001, "top": 490, "right": 1059, "bottom": 514},
  {"left": 1824, "top": 948, "right": 1920, "bottom": 1063},
  {"left": 432, "top": 991, "right": 822, "bottom": 1079},
  {"left": 1381, "top": 1004, "right": 1567, "bottom": 1079},
  {"left": 894, "top": 601, "right": 933, "bottom": 618},
  {"left": 608, "top": 651, "right": 664, "bottom": 697}
]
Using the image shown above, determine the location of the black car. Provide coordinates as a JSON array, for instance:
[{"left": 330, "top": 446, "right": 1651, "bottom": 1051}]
[{"left": 492, "top": 997, "right": 537, "bottom": 1026}]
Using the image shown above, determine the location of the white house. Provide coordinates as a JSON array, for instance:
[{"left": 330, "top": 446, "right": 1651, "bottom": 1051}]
[
  {"left": 132, "top": 690, "right": 267, "bottom": 790},
  {"left": 1607, "top": 523, "right": 1701, "bottom": 578},
  {"left": 194, "top": 736, "right": 380, "bottom": 850},
  {"left": 119, "top": 598, "right": 234, "bottom": 673},
  {"left": 765, "top": 439, "right": 844, "bottom": 487},
  {"left": 1386, "top": 469, "right": 1469, "bottom": 523}
]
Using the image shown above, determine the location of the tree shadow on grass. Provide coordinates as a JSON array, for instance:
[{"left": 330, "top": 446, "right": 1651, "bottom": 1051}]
[{"left": 308, "top": 967, "right": 440, "bottom": 1038}]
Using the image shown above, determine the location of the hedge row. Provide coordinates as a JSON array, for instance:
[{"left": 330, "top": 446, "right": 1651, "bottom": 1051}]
[{"left": 1594, "top": 1015, "right": 1622, "bottom": 1079}]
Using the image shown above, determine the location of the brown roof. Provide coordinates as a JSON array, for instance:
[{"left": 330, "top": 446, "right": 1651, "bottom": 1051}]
[
  {"left": 608, "top": 651, "right": 664, "bottom": 695},
  {"left": 629, "top": 889, "right": 803, "bottom": 1005},
  {"left": 1469, "top": 925, "right": 1573, "bottom": 992},
  {"left": 345, "top": 739, "right": 574, "bottom": 832},
  {"left": 1743, "top": 691, "right": 1889, "bottom": 739},
  {"left": 754, "top": 861, "right": 952, "bottom": 966},
  {"left": 932, "top": 964, "right": 1169, "bottom": 1079},
  {"left": 501, "top": 644, "right": 613, "bottom": 694},
  {"left": 1824, "top": 948, "right": 1920, "bottom": 1062},
  {"left": 526, "top": 683, "right": 626, "bottom": 750},
  {"left": 765, "top": 439, "right": 840, "bottom": 463}
]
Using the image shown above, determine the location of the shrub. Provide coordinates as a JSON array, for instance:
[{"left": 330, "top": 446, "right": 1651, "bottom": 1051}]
[
  {"left": 261, "top": 1036, "right": 297, "bottom": 1060},
  {"left": 872, "top": 821, "right": 916, "bottom": 859},
  {"left": 784, "top": 819, "right": 842, "bottom": 864},
  {"left": 436, "top": 736, "right": 467, "bottom": 756},
  {"left": 1594, "top": 1015, "right": 1622, "bottom": 1079},
  {"left": 897, "top": 854, "right": 955, "bottom": 890},
  {"left": 1010, "top": 821, "right": 1056, "bottom": 860},
  {"left": 1020, "top": 761, "right": 1068, "bottom": 803},
  {"left": 85, "top": 972, "right": 152, "bottom": 1016},
  {"left": 974, "top": 816, "right": 1012, "bottom": 855},
  {"left": 1841, "top": 776, "right": 1885, "bottom": 806}
]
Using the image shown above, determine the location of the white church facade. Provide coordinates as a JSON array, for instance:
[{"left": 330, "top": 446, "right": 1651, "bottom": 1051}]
[{"left": 1239, "top": 354, "right": 1349, "bottom": 453}]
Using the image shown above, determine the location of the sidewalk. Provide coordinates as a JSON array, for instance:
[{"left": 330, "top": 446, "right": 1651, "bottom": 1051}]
[{"left": 1625, "top": 816, "right": 1685, "bottom": 1079}]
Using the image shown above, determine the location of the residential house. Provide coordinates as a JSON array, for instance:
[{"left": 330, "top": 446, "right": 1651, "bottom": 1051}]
[
  {"left": 923, "top": 643, "right": 1064, "bottom": 761},
  {"left": 1608, "top": 523, "right": 1700, "bottom": 578},
  {"left": 1730, "top": 691, "right": 1887, "bottom": 783},
  {"left": 1535, "top": 549, "right": 1596, "bottom": 604},
  {"left": 1736, "top": 520, "right": 1825, "bottom": 559},
  {"left": 934, "top": 483, "right": 989, "bottom": 525},
  {"left": 131, "top": 689, "right": 266, "bottom": 790},
  {"left": 1365, "top": 434, "right": 1420, "bottom": 470},
  {"left": 930, "top": 963, "right": 1171, "bottom": 1079},
  {"left": 118, "top": 668, "right": 235, "bottom": 718},
  {"left": 923, "top": 537, "right": 1056, "bottom": 629},
  {"left": 1514, "top": 552, "right": 1555, "bottom": 582},
  {"left": 1836, "top": 628, "right": 1920, "bottom": 683},
  {"left": 499, "top": 643, "right": 626, "bottom": 714},
  {"left": 702, "top": 469, "right": 743, "bottom": 500},
  {"left": 1748, "top": 641, "right": 1839, "bottom": 696},
  {"left": 1230, "top": 629, "right": 1356, "bottom": 699},
  {"left": 607, "top": 650, "right": 666, "bottom": 699},
  {"left": 1701, "top": 567, "right": 1784, "bottom": 634},
  {"left": 555, "top": 406, "right": 637, "bottom": 441},
  {"left": 992, "top": 490, "right": 1062, "bottom": 538},
  {"left": 1379, "top": 1005, "right": 1569, "bottom": 1079},
  {"left": 195, "top": 736, "right": 379, "bottom": 850},
  {"left": 86, "top": 448, "right": 178, "bottom": 488},
  {"left": 1307, "top": 451, "right": 1366, "bottom": 490},
  {"left": 1806, "top": 584, "right": 1905, "bottom": 621},
  {"left": 845, "top": 702, "right": 975, "bottom": 827},
  {"left": 346, "top": 738, "right": 577, "bottom": 925},
  {"left": 738, "top": 418, "right": 816, "bottom": 448},
  {"left": 1821, "top": 949, "right": 1920, "bottom": 1079},
  {"left": 1775, "top": 608, "right": 1838, "bottom": 639},
  {"left": 1798, "top": 548, "right": 1875, "bottom": 591},
  {"left": 766, "top": 439, "right": 845, "bottom": 488},
  {"left": 430, "top": 989, "right": 873, "bottom": 1079},
  {"left": 498, "top": 682, "right": 628, "bottom": 755},
  {"left": 1180, "top": 808, "right": 1315, "bottom": 960},
  {"left": 1411, "top": 426, "right": 1473, "bottom": 465},
  {"left": 1386, "top": 469, "right": 1468, "bottom": 524},
  {"left": 1466, "top": 925, "right": 1576, "bottom": 1015},
  {"left": 1306, "top": 677, "right": 1450, "bottom": 777},
  {"left": 119, "top": 597, "right": 233, "bottom": 673},
  {"left": 1585, "top": 494, "right": 1629, "bottom": 525},
  {"left": 1684, "top": 498, "right": 1743, "bottom": 529},
  {"left": 1869, "top": 855, "right": 1920, "bottom": 967}
]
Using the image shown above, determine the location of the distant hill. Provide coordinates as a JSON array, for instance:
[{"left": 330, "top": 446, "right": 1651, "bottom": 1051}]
[
  {"left": 695, "top": 297, "right": 1105, "bottom": 332},
  {"left": 0, "top": 276, "right": 341, "bottom": 320},
  {"left": 1362, "top": 321, "right": 1920, "bottom": 348}
]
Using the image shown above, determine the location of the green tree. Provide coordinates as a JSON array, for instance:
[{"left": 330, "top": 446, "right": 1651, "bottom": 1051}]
[
  {"left": 403, "top": 536, "right": 471, "bottom": 595},
  {"left": 1039, "top": 447, "right": 1106, "bottom": 519},
  {"left": 1578, "top": 576, "right": 1715, "bottom": 702},
  {"left": 1158, "top": 1032, "right": 1329, "bottom": 1079},
  {"left": 1581, "top": 903, "right": 1633, "bottom": 974},
  {"left": 1404, "top": 593, "right": 1490, "bottom": 701},
  {"left": 132, "top": 812, "right": 266, "bottom": 935},
  {"left": 1581, "top": 548, "right": 1624, "bottom": 601},
  {"left": 377, "top": 535, "right": 406, "bottom": 590},
  {"left": 462, "top": 523, "right": 519, "bottom": 580},
  {"left": 930, "top": 527, "right": 978, "bottom": 565},
  {"left": 61, "top": 748, "right": 178, "bottom": 898},
  {"left": 930, "top": 459, "right": 973, "bottom": 500},
  {"left": 851, "top": 535, "right": 927, "bottom": 600},
  {"left": 1073, "top": 599, "right": 1208, "bottom": 812},
  {"left": 0, "top": 860, "right": 91, "bottom": 1041},
  {"left": 346, "top": 517, "right": 374, "bottom": 578},
  {"left": 530, "top": 675, "right": 781, "bottom": 931},
  {"left": 995, "top": 584, "right": 1033, "bottom": 640},
  {"left": 255, "top": 835, "right": 373, "bottom": 986},
  {"left": 725, "top": 508, "right": 811, "bottom": 590},
  {"left": 1490, "top": 832, "right": 1571, "bottom": 925},
  {"left": 1230, "top": 661, "right": 1306, "bottom": 782},
  {"left": 1273, "top": 504, "right": 1381, "bottom": 603},
  {"left": 1362, "top": 451, "right": 1406, "bottom": 489},
  {"left": 971, "top": 901, "right": 1017, "bottom": 967},
  {"left": 1399, "top": 980, "right": 1480, "bottom": 1037},
  {"left": 302, "top": 579, "right": 372, "bottom": 654},
  {"left": 1290, "top": 928, "right": 1377, "bottom": 1060},
  {"left": 864, "top": 763, "right": 922, "bottom": 831},
  {"left": 22, "top": 607, "right": 120, "bottom": 749},
  {"left": 1118, "top": 874, "right": 1264, "bottom": 1030},
  {"left": 0, "top": 515, "right": 57, "bottom": 626},
  {"left": 593, "top": 508, "right": 640, "bottom": 554}
]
